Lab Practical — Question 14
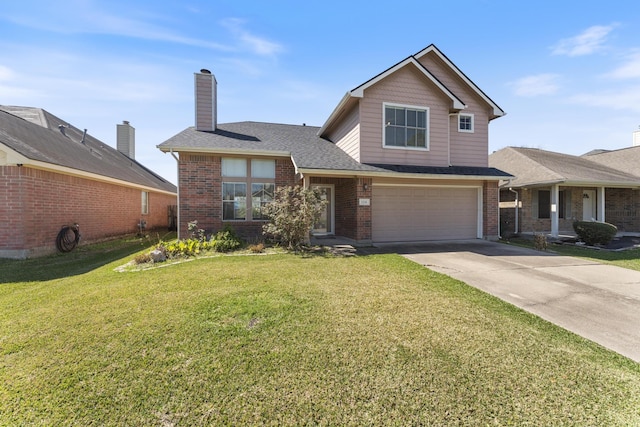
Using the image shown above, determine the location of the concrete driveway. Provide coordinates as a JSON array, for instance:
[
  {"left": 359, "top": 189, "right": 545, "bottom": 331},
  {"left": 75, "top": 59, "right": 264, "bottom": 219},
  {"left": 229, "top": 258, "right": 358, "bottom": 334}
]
[{"left": 371, "top": 240, "right": 640, "bottom": 363}]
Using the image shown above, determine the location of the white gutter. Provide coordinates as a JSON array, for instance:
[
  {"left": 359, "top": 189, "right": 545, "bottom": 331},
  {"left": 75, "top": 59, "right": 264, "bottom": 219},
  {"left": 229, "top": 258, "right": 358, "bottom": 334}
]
[{"left": 297, "top": 167, "right": 508, "bottom": 181}]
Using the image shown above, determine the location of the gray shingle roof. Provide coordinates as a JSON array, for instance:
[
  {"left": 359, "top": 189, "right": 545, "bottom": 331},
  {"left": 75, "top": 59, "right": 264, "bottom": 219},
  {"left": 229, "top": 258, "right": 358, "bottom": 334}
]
[
  {"left": 582, "top": 146, "right": 640, "bottom": 178},
  {"left": 489, "top": 147, "right": 640, "bottom": 187},
  {"left": 158, "top": 122, "right": 381, "bottom": 172},
  {"left": 0, "top": 106, "right": 176, "bottom": 193},
  {"left": 158, "top": 121, "right": 509, "bottom": 179}
]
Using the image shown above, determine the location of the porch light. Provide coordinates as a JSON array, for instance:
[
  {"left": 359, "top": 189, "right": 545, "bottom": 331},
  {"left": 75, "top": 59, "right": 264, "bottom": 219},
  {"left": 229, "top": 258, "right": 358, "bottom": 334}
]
[{"left": 363, "top": 183, "right": 369, "bottom": 191}]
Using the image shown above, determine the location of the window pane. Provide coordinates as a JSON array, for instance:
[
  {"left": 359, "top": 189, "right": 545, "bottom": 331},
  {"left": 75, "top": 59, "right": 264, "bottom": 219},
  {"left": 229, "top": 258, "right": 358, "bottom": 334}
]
[
  {"left": 385, "top": 107, "right": 395, "bottom": 126},
  {"left": 416, "top": 130, "right": 426, "bottom": 147},
  {"left": 222, "top": 182, "right": 246, "bottom": 220},
  {"left": 385, "top": 126, "right": 395, "bottom": 146},
  {"left": 251, "top": 183, "right": 275, "bottom": 220},
  {"left": 538, "top": 190, "right": 550, "bottom": 219},
  {"left": 406, "top": 128, "right": 416, "bottom": 147},
  {"left": 394, "top": 127, "right": 405, "bottom": 146},
  {"left": 406, "top": 109, "right": 417, "bottom": 127},
  {"left": 251, "top": 159, "right": 275, "bottom": 178},
  {"left": 417, "top": 110, "right": 426, "bottom": 128},
  {"left": 222, "top": 158, "right": 247, "bottom": 177},
  {"left": 395, "top": 108, "right": 405, "bottom": 126}
]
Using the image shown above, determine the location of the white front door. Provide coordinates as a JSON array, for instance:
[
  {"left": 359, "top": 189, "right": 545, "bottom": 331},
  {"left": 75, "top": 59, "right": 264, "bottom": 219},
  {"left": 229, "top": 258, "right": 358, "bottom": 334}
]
[
  {"left": 312, "top": 185, "right": 334, "bottom": 235},
  {"left": 582, "top": 190, "right": 596, "bottom": 221}
]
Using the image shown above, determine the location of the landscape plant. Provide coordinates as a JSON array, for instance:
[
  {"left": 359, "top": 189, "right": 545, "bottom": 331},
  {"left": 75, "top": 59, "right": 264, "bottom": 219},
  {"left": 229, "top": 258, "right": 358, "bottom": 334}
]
[
  {"left": 573, "top": 220, "right": 618, "bottom": 245},
  {"left": 1, "top": 242, "right": 639, "bottom": 425},
  {"left": 262, "top": 185, "right": 327, "bottom": 250}
]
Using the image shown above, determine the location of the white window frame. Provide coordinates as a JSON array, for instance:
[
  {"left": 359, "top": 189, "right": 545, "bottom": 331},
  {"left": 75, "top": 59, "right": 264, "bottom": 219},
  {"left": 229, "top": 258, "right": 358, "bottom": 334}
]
[
  {"left": 141, "top": 191, "right": 149, "bottom": 215},
  {"left": 382, "top": 102, "right": 430, "bottom": 151},
  {"left": 221, "top": 157, "right": 275, "bottom": 222},
  {"left": 458, "top": 113, "right": 474, "bottom": 133}
]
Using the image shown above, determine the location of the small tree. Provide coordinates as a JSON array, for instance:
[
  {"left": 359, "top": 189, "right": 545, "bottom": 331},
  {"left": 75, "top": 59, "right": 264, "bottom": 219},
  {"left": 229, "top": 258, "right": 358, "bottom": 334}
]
[{"left": 262, "top": 185, "right": 328, "bottom": 250}]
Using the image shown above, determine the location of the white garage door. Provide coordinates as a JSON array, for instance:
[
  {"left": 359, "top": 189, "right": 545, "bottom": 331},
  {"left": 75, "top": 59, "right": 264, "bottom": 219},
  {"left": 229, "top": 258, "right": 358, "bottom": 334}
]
[{"left": 372, "top": 186, "right": 479, "bottom": 242}]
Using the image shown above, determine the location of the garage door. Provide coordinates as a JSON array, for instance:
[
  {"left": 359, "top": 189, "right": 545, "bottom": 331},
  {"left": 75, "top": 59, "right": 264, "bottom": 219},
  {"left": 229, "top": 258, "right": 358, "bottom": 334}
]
[{"left": 372, "top": 186, "right": 479, "bottom": 242}]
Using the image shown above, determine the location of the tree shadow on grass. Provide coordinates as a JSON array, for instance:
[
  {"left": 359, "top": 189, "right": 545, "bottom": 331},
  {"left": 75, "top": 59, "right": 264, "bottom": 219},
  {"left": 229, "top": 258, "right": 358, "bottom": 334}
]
[{"left": 0, "top": 234, "right": 173, "bottom": 284}]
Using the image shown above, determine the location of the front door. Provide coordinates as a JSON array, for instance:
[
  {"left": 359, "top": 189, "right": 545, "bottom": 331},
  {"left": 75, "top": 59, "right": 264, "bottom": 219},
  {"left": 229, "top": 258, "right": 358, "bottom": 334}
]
[
  {"left": 312, "top": 185, "right": 334, "bottom": 235},
  {"left": 583, "top": 190, "right": 596, "bottom": 221}
]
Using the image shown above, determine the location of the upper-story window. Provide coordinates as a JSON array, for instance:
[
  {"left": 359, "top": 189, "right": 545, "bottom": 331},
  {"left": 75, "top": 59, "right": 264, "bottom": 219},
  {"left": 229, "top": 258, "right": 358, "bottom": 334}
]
[
  {"left": 458, "top": 113, "right": 474, "bottom": 133},
  {"left": 383, "top": 103, "right": 429, "bottom": 150},
  {"left": 222, "top": 158, "right": 275, "bottom": 221}
]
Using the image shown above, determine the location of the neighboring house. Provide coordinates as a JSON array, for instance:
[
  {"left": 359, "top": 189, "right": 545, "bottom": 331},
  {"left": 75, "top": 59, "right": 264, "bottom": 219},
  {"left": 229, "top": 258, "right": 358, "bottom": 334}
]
[
  {"left": 0, "top": 106, "right": 177, "bottom": 259},
  {"left": 158, "top": 44, "right": 510, "bottom": 244},
  {"left": 489, "top": 146, "right": 640, "bottom": 237}
]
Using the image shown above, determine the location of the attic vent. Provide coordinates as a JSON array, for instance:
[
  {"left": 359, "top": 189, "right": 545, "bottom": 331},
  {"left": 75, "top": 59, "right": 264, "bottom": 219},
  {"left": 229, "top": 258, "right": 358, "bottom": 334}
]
[{"left": 58, "top": 124, "right": 68, "bottom": 136}]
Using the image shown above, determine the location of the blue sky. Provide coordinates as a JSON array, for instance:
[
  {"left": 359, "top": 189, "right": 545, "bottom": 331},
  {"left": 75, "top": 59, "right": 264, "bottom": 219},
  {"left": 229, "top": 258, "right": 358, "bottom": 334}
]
[{"left": 2, "top": 1, "right": 640, "bottom": 185}]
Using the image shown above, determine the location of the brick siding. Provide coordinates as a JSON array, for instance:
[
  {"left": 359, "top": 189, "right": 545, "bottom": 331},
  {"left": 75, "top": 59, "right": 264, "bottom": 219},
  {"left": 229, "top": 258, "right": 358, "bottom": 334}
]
[{"left": 0, "top": 165, "right": 177, "bottom": 258}]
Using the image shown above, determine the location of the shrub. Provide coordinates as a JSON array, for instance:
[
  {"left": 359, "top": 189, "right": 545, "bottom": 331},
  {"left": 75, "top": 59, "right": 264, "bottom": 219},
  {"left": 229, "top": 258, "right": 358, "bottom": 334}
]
[
  {"left": 262, "top": 185, "right": 328, "bottom": 250},
  {"left": 572, "top": 221, "right": 617, "bottom": 246},
  {"left": 210, "top": 226, "right": 243, "bottom": 252},
  {"left": 133, "top": 252, "right": 152, "bottom": 265},
  {"left": 533, "top": 233, "right": 548, "bottom": 251},
  {"left": 249, "top": 243, "right": 265, "bottom": 253}
]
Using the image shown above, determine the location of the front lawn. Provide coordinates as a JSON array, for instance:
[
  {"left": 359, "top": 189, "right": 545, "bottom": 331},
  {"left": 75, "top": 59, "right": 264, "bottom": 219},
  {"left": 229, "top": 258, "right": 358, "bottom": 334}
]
[
  {"left": 1, "top": 241, "right": 639, "bottom": 425},
  {"left": 505, "top": 236, "right": 640, "bottom": 271}
]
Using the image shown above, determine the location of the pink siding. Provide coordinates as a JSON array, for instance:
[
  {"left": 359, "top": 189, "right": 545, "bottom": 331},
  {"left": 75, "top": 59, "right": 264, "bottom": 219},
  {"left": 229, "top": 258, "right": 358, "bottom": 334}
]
[
  {"left": 327, "top": 105, "right": 360, "bottom": 162},
  {"left": 417, "top": 53, "right": 490, "bottom": 167},
  {"left": 359, "top": 65, "right": 451, "bottom": 166}
]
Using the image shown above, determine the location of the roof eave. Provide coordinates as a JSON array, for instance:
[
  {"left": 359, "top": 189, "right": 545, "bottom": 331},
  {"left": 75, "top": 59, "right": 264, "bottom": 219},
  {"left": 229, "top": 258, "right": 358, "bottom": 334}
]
[
  {"left": 158, "top": 146, "right": 291, "bottom": 158},
  {"left": 298, "top": 167, "right": 509, "bottom": 181}
]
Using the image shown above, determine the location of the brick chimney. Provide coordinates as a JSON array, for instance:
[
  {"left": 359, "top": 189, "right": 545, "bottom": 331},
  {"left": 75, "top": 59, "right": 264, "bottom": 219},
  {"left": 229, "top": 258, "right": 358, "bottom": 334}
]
[
  {"left": 194, "top": 69, "right": 217, "bottom": 132},
  {"left": 117, "top": 120, "right": 135, "bottom": 159}
]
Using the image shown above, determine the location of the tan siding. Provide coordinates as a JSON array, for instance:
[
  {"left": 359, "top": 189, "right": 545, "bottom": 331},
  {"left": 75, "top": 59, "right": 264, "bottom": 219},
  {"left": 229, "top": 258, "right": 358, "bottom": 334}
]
[
  {"left": 327, "top": 105, "right": 360, "bottom": 162},
  {"left": 418, "top": 53, "right": 490, "bottom": 167},
  {"left": 359, "top": 65, "right": 451, "bottom": 166}
]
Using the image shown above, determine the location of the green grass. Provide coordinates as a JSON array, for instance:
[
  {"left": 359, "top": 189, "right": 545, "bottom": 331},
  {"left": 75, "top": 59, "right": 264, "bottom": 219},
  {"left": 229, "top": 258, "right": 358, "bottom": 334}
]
[
  {"left": 1, "top": 240, "right": 639, "bottom": 425},
  {"left": 504, "top": 237, "right": 640, "bottom": 271}
]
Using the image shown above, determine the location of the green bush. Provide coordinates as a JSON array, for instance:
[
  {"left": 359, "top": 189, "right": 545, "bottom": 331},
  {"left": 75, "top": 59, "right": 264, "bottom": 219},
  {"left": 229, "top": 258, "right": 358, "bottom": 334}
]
[
  {"left": 572, "top": 221, "right": 617, "bottom": 246},
  {"left": 210, "top": 227, "right": 243, "bottom": 252}
]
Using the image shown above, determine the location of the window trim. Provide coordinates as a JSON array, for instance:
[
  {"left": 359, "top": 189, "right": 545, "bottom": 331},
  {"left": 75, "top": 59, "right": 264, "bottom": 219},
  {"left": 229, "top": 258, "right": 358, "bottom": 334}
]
[
  {"left": 141, "top": 191, "right": 149, "bottom": 215},
  {"left": 382, "top": 102, "right": 430, "bottom": 151},
  {"left": 221, "top": 157, "right": 276, "bottom": 222},
  {"left": 458, "top": 113, "right": 474, "bottom": 133}
]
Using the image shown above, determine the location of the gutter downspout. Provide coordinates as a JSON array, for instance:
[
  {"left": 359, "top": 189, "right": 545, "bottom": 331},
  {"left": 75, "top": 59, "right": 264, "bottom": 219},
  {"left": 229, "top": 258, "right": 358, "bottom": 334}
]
[
  {"left": 169, "top": 149, "right": 181, "bottom": 240},
  {"left": 509, "top": 187, "right": 519, "bottom": 235}
]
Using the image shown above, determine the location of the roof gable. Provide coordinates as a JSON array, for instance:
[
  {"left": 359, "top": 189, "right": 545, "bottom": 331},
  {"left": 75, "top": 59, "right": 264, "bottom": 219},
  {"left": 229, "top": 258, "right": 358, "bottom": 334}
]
[
  {"left": 0, "top": 106, "right": 176, "bottom": 193},
  {"left": 414, "top": 45, "right": 505, "bottom": 119},
  {"left": 320, "top": 44, "right": 504, "bottom": 136}
]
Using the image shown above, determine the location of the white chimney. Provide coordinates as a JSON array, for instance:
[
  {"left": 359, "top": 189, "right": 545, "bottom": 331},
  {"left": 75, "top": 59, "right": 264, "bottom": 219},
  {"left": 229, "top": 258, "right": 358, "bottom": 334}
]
[
  {"left": 117, "top": 120, "right": 135, "bottom": 159},
  {"left": 633, "top": 126, "right": 640, "bottom": 147},
  {"left": 194, "top": 69, "right": 217, "bottom": 131}
]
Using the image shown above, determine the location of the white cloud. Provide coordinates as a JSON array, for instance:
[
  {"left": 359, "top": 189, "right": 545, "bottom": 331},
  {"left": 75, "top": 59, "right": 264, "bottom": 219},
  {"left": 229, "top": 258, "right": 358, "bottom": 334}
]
[
  {"left": 569, "top": 86, "right": 640, "bottom": 113},
  {"left": 607, "top": 52, "right": 640, "bottom": 79},
  {"left": 3, "top": 3, "right": 232, "bottom": 51},
  {"left": 221, "top": 18, "right": 284, "bottom": 56},
  {"left": 510, "top": 74, "right": 560, "bottom": 97},
  {"left": 551, "top": 24, "right": 617, "bottom": 57}
]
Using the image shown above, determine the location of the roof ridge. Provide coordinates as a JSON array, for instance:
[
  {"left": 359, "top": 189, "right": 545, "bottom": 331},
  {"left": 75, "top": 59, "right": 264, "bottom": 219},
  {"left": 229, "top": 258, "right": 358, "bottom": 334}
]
[{"left": 508, "top": 147, "right": 565, "bottom": 180}]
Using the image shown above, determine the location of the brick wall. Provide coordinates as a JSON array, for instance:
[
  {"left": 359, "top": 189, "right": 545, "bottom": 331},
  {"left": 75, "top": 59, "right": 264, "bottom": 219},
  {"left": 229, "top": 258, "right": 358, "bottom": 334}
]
[
  {"left": 309, "top": 176, "right": 372, "bottom": 242},
  {"left": 604, "top": 188, "right": 640, "bottom": 232},
  {"left": 0, "top": 165, "right": 177, "bottom": 258},
  {"left": 483, "top": 181, "right": 499, "bottom": 240},
  {"left": 178, "top": 155, "right": 297, "bottom": 240}
]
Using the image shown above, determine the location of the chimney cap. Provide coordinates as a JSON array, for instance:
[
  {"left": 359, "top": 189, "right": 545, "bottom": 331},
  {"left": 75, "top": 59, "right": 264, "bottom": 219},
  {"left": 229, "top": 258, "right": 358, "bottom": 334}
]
[
  {"left": 122, "top": 120, "right": 130, "bottom": 125},
  {"left": 200, "top": 69, "right": 211, "bottom": 75}
]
